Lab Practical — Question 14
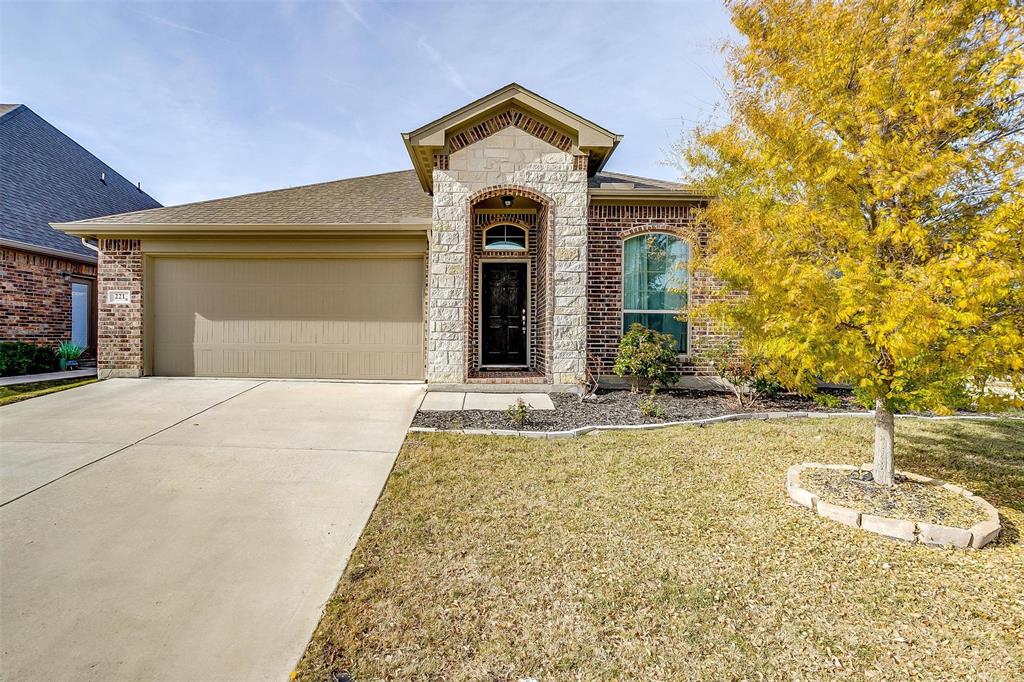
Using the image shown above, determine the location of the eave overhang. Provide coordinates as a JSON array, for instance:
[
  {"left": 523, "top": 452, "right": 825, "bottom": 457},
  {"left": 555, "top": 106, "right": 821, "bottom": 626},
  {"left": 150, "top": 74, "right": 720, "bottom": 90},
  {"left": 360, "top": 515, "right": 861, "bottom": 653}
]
[{"left": 403, "top": 83, "right": 622, "bottom": 194}]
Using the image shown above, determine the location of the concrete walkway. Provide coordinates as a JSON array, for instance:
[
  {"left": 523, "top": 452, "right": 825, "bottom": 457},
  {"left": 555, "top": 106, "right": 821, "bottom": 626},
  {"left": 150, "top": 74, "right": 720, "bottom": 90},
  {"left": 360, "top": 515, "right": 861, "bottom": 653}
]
[
  {"left": 0, "top": 367, "right": 96, "bottom": 386},
  {"left": 420, "top": 391, "right": 554, "bottom": 411},
  {"left": 0, "top": 378, "right": 423, "bottom": 681}
]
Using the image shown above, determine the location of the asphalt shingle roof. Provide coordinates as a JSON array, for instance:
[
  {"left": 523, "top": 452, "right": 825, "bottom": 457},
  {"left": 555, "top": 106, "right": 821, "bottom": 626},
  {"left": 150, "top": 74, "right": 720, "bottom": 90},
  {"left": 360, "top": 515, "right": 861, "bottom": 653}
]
[
  {"left": 588, "top": 171, "right": 687, "bottom": 190},
  {"left": 68, "top": 170, "right": 435, "bottom": 226},
  {"left": 0, "top": 104, "right": 162, "bottom": 258}
]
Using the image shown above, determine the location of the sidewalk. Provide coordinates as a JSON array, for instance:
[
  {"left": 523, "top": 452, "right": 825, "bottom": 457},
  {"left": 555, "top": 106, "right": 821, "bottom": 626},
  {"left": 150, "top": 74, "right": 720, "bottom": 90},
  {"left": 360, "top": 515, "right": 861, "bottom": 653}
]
[{"left": 0, "top": 368, "right": 97, "bottom": 387}]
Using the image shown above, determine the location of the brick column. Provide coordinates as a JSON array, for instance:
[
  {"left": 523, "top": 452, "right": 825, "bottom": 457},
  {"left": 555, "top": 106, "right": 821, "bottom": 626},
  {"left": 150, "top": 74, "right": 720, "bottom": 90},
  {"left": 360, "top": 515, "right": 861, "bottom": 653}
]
[{"left": 97, "top": 239, "right": 144, "bottom": 378}]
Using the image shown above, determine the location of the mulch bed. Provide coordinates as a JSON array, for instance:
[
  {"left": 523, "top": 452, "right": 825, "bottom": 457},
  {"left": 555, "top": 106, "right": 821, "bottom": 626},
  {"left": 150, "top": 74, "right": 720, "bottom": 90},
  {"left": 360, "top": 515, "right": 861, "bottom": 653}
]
[
  {"left": 412, "top": 388, "right": 868, "bottom": 432},
  {"left": 800, "top": 467, "right": 988, "bottom": 527}
]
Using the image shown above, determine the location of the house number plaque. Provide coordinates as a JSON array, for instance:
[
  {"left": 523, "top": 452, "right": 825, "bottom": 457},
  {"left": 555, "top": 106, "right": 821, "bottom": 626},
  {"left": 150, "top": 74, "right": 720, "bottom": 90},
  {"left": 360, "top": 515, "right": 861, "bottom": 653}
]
[{"left": 106, "top": 290, "right": 131, "bottom": 305}]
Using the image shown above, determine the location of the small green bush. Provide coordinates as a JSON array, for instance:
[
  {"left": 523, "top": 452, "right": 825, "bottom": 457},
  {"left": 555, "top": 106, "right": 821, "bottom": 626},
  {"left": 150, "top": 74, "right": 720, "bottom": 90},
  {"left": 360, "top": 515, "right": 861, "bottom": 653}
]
[
  {"left": 637, "top": 391, "right": 666, "bottom": 418},
  {"left": 57, "top": 341, "right": 85, "bottom": 361},
  {"left": 702, "top": 339, "right": 781, "bottom": 407},
  {"left": 506, "top": 398, "right": 531, "bottom": 428},
  {"left": 613, "top": 324, "right": 680, "bottom": 392},
  {"left": 812, "top": 392, "right": 842, "bottom": 409},
  {"left": 0, "top": 341, "right": 60, "bottom": 377}
]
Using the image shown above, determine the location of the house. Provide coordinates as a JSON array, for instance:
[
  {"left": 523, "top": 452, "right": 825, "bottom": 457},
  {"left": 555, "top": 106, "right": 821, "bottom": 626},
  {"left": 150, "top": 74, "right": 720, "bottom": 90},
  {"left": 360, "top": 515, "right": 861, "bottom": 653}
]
[
  {"left": 54, "top": 84, "right": 725, "bottom": 388},
  {"left": 1, "top": 104, "right": 161, "bottom": 358}
]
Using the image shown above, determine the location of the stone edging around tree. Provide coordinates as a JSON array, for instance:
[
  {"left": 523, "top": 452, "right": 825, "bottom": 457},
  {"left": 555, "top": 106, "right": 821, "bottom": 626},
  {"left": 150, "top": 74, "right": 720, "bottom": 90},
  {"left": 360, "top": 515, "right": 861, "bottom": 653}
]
[
  {"left": 407, "top": 410, "right": 1015, "bottom": 441},
  {"left": 786, "top": 463, "right": 1002, "bottom": 549}
]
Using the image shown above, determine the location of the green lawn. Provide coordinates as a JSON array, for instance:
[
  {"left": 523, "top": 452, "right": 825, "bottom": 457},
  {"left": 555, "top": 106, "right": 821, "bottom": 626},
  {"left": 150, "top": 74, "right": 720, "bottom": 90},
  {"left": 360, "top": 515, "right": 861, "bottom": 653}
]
[
  {"left": 297, "top": 417, "right": 1023, "bottom": 681},
  {"left": 0, "top": 377, "right": 97, "bottom": 406}
]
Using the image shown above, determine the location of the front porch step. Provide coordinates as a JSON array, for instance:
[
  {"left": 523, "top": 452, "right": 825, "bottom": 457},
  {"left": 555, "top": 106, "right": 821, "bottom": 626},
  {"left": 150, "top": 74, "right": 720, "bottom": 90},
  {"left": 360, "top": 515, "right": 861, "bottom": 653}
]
[{"left": 427, "top": 382, "right": 577, "bottom": 394}]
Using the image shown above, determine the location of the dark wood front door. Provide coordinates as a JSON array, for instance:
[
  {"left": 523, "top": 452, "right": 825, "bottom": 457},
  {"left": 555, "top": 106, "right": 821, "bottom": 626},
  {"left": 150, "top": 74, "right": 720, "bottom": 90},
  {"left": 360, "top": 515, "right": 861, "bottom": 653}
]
[{"left": 481, "top": 262, "right": 527, "bottom": 366}]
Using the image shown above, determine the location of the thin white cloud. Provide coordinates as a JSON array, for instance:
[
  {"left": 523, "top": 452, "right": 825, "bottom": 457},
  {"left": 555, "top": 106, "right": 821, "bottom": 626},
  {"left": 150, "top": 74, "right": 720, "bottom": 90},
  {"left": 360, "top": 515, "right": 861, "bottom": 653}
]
[
  {"left": 337, "top": 0, "right": 372, "bottom": 31},
  {"left": 415, "top": 35, "right": 471, "bottom": 95},
  {"left": 129, "top": 8, "right": 223, "bottom": 40}
]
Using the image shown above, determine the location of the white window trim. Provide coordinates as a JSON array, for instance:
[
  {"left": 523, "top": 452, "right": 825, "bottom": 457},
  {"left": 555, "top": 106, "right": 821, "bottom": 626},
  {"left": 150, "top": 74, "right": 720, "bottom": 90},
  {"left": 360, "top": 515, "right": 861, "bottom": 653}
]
[
  {"left": 620, "top": 231, "right": 692, "bottom": 357},
  {"left": 482, "top": 223, "right": 528, "bottom": 251}
]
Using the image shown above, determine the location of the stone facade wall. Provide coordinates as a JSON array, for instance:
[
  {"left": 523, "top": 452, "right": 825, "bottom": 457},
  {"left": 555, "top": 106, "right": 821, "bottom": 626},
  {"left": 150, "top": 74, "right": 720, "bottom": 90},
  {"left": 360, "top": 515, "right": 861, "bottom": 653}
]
[
  {"left": 96, "top": 239, "right": 144, "bottom": 378},
  {"left": 587, "top": 203, "right": 739, "bottom": 377},
  {"left": 428, "top": 126, "right": 589, "bottom": 385},
  {"left": 1, "top": 246, "right": 96, "bottom": 349}
]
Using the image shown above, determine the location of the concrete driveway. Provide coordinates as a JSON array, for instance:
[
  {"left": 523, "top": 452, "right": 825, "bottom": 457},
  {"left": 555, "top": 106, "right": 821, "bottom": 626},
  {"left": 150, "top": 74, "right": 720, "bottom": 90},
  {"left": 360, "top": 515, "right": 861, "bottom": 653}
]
[{"left": 0, "top": 378, "right": 423, "bottom": 681}]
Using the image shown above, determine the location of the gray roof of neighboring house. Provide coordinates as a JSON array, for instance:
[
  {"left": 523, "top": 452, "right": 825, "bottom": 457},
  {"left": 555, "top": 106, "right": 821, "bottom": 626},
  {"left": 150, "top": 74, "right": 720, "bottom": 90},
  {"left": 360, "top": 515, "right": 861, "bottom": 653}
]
[
  {"left": 0, "top": 104, "right": 161, "bottom": 258},
  {"left": 67, "top": 169, "right": 435, "bottom": 226}
]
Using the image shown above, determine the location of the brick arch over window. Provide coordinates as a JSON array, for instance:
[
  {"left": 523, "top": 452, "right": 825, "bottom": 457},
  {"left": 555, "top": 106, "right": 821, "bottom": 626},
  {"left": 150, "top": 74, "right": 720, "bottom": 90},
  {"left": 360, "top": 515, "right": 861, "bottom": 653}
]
[
  {"left": 469, "top": 184, "right": 552, "bottom": 208},
  {"left": 467, "top": 185, "right": 554, "bottom": 377}
]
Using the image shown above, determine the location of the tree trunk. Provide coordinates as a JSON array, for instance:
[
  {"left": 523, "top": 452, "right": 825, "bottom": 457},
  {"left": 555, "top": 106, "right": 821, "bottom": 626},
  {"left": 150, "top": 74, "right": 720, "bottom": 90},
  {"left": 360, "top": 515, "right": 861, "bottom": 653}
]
[{"left": 872, "top": 399, "right": 895, "bottom": 486}]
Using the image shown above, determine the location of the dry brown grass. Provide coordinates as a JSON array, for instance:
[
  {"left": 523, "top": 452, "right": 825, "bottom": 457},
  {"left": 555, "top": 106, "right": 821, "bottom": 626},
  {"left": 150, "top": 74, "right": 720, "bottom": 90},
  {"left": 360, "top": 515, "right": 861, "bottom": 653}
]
[{"left": 296, "top": 417, "right": 1024, "bottom": 681}]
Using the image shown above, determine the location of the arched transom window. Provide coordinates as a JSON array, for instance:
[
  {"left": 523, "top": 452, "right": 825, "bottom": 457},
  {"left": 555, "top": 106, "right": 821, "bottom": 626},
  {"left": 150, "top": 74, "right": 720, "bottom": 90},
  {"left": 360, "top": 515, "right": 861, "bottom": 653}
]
[
  {"left": 483, "top": 224, "right": 527, "bottom": 251},
  {"left": 623, "top": 233, "right": 689, "bottom": 353}
]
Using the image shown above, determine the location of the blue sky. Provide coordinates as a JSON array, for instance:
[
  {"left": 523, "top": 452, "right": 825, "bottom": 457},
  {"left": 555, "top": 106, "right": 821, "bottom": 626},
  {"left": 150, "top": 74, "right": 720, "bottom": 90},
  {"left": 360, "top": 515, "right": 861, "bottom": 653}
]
[{"left": 1, "top": 1, "right": 733, "bottom": 207}]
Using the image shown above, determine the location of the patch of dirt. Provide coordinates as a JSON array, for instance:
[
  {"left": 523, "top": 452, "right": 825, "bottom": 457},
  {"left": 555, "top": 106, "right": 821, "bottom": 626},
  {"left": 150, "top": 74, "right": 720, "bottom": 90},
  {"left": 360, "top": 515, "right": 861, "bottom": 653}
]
[
  {"left": 800, "top": 468, "right": 988, "bottom": 527},
  {"left": 412, "top": 388, "right": 866, "bottom": 432}
]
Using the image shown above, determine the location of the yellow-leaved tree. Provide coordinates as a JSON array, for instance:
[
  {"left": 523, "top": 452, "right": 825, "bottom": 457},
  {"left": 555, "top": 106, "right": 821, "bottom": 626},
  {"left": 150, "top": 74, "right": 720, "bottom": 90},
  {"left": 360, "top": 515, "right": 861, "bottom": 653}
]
[{"left": 683, "top": 0, "right": 1024, "bottom": 485}]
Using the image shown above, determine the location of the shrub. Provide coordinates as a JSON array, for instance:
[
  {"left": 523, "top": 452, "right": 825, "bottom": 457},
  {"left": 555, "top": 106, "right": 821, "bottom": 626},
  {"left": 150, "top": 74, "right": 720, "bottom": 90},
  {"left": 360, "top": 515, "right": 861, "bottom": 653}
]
[
  {"left": 506, "top": 398, "right": 531, "bottom": 429},
  {"left": 0, "top": 341, "right": 60, "bottom": 377},
  {"left": 701, "top": 339, "right": 778, "bottom": 408},
  {"left": 613, "top": 324, "right": 680, "bottom": 393},
  {"left": 57, "top": 341, "right": 84, "bottom": 361},
  {"left": 637, "top": 391, "right": 666, "bottom": 418},
  {"left": 812, "top": 392, "right": 842, "bottom": 409}
]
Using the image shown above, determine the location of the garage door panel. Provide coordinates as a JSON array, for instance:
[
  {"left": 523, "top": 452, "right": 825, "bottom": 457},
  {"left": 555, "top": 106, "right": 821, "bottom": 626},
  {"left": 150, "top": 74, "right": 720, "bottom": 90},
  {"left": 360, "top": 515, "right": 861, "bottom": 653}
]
[{"left": 152, "top": 258, "right": 424, "bottom": 380}]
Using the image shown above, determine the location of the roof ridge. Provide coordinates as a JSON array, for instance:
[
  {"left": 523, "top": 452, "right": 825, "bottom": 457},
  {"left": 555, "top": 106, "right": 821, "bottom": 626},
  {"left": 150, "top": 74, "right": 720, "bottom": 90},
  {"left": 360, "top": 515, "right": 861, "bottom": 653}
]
[{"left": 61, "top": 168, "right": 422, "bottom": 225}]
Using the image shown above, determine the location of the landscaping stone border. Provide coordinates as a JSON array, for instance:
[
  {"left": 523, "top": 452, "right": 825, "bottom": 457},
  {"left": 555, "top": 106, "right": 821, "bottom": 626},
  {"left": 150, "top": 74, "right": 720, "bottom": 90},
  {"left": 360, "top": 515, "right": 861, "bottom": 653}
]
[
  {"left": 408, "top": 409, "right": 1014, "bottom": 440},
  {"left": 785, "top": 463, "right": 1001, "bottom": 549}
]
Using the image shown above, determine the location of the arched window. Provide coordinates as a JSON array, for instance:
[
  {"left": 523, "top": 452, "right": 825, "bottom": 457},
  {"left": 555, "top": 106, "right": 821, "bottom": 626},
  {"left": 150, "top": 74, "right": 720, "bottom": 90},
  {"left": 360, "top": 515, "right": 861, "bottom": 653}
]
[
  {"left": 483, "top": 224, "right": 527, "bottom": 251},
  {"left": 623, "top": 233, "right": 689, "bottom": 353}
]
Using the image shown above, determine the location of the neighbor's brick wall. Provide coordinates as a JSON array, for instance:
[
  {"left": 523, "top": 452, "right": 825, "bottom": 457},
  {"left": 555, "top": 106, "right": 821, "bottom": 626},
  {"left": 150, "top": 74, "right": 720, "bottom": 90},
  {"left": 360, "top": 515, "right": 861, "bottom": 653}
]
[
  {"left": 1, "top": 246, "right": 96, "bottom": 349},
  {"left": 587, "top": 204, "right": 739, "bottom": 377},
  {"left": 97, "top": 239, "right": 144, "bottom": 377}
]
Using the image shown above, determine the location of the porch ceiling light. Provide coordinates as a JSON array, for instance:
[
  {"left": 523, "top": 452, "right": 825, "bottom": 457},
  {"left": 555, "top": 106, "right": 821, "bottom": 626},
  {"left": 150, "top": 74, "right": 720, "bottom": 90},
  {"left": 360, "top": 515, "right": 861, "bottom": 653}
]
[{"left": 500, "top": 194, "right": 515, "bottom": 208}]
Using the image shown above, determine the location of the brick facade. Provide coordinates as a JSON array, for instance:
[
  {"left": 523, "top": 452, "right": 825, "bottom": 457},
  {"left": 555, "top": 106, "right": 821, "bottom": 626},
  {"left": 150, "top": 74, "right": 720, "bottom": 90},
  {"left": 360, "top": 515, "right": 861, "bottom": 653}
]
[
  {"left": 1, "top": 246, "right": 96, "bottom": 350},
  {"left": 96, "top": 239, "right": 144, "bottom": 378},
  {"left": 587, "top": 203, "right": 737, "bottom": 377}
]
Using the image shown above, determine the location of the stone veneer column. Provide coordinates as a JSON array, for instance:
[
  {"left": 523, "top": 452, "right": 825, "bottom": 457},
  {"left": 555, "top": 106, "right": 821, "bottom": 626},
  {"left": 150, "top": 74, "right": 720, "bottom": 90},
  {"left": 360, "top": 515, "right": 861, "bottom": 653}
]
[
  {"left": 97, "top": 239, "right": 144, "bottom": 378},
  {"left": 426, "top": 127, "right": 589, "bottom": 386},
  {"left": 426, "top": 172, "right": 471, "bottom": 383}
]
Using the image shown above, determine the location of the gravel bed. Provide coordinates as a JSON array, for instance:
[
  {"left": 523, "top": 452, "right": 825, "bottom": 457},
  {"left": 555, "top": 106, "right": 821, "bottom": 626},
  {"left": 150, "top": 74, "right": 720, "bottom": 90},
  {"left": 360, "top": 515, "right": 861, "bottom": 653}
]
[
  {"left": 412, "top": 388, "right": 867, "bottom": 432},
  {"left": 800, "top": 467, "right": 988, "bottom": 528}
]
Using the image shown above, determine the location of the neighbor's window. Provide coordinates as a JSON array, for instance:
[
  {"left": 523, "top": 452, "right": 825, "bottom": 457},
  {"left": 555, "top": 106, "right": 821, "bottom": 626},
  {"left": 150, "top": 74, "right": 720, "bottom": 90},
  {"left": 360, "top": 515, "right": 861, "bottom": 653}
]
[
  {"left": 623, "top": 233, "right": 689, "bottom": 353},
  {"left": 483, "top": 224, "right": 527, "bottom": 251}
]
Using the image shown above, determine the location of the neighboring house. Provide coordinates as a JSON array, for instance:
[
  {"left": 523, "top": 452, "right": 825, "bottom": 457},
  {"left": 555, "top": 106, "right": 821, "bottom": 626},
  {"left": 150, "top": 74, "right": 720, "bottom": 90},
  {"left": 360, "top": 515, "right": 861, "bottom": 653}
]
[
  {"left": 54, "top": 84, "right": 725, "bottom": 387},
  {"left": 1, "top": 104, "right": 161, "bottom": 358}
]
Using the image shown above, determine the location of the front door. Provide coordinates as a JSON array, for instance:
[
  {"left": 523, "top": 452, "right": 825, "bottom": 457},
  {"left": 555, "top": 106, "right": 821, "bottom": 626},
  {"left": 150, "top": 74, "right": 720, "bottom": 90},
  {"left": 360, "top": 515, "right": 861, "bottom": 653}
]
[{"left": 481, "top": 262, "right": 527, "bottom": 366}]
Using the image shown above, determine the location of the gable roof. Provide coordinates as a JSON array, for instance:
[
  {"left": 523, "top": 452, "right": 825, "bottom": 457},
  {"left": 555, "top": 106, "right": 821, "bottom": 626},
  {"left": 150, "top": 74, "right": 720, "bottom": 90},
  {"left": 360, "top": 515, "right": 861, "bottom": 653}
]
[
  {"left": 58, "top": 169, "right": 433, "bottom": 228},
  {"left": 403, "top": 83, "right": 622, "bottom": 193},
  {"left": 0, "top": 104, "right": 161, "bottom": 259}
]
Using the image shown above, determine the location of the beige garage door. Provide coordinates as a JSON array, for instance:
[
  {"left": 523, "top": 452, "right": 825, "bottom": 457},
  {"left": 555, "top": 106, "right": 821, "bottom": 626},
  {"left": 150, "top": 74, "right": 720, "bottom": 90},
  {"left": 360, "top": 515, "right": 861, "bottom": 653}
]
[{"left": 151, "top": 257, "right": 424, "bottom": 379}]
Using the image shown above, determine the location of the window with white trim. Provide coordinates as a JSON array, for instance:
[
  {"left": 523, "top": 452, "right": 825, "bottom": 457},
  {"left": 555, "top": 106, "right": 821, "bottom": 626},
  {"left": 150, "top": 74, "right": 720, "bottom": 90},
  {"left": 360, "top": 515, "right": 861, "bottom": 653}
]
[
  {"left": 483, "top": 224, "right": 527, "bottom": 251},
  {"left": 622, "top": 233, "right": 689, "bottom": 353}
]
